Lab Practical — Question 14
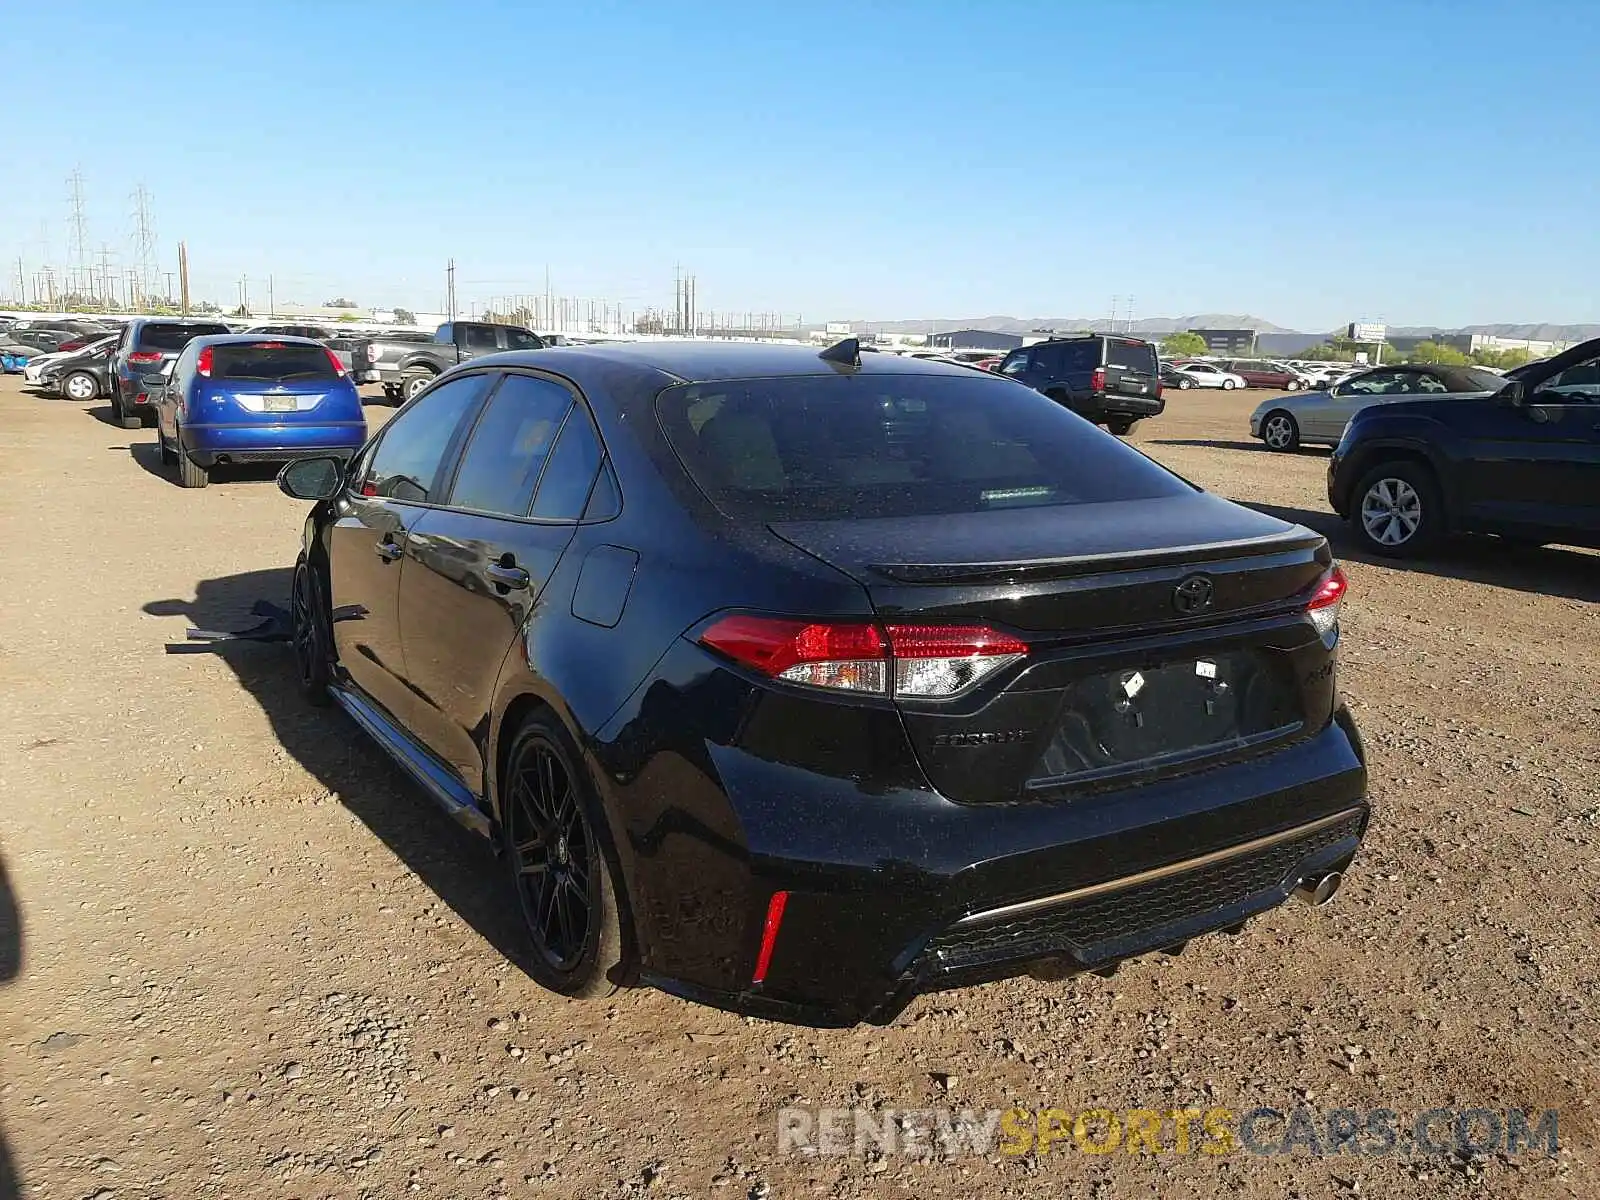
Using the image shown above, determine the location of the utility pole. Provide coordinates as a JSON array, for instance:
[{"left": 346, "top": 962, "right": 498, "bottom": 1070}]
[
  {"left": 239, "top": 273, "right": 249, "bottom": 315},
  {"left": 67, "top": 169, "right": 92, "bottom": 303},
  {"left": 97, "top": 245, "right": 115, "bottom": 309},
  {"left": 268, "top": 274, "right": 275, "bottom": 318},
  {"left": 14, "top": 257, "right": 24, "bottom": 306},
  {"left": 446, "top": 259, "right": 457, "bottom": 321},
  {"left": 164, "top": 271, "right": 174, "bottom": 305},
  {"left": 178, "top": 241, "right": 190, "bottom": 315},
  {"left": 131, "top": 183, "right": 158, "bottom": 304}
]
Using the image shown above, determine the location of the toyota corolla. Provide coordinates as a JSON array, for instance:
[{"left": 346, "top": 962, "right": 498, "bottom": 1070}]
[{"left": 275, "top": 340, "right": 1368, "bottom": 1026}]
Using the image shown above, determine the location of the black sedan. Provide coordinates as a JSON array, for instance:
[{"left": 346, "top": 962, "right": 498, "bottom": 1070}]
[{"left": 277, "top": 340, "right": 1369, "bottom": 1026}]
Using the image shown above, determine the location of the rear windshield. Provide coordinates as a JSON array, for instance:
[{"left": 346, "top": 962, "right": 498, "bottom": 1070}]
[
  {"left": 1106, "top": 339, "right": 1158, "bottom": 372},
  {"left": 210, "top": 343, "right": 337, "bottom": 382},
  {"left": 138, "top": 323, "right": 230, "bottom": 351},
  {"left": 656, "top": 374, "right": 1188, "bottom": 521}
]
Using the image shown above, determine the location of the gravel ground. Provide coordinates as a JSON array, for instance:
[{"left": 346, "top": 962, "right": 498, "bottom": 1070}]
[{"left": 0, "top": 374, "right": 1596, "bottom": 1199}]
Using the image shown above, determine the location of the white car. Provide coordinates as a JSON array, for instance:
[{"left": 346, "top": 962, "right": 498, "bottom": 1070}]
[
  {"left": 22, "top": 349, "right": 76, "bottom": 385},
  {"left": 1167, "top": 361, "right": 1248, "bottom": 390}
]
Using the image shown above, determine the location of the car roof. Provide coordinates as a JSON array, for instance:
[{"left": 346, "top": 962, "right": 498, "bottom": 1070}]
[{"left": 470, "top": 340, "right": 995, "bottom": 386}]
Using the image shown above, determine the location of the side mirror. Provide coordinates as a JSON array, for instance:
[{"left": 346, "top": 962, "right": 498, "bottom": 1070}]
[
  {"left": 277, "top": 456, "right": 345, "bottom": 501},
  {"left": 1495, "top": 379, "right": 1526, "bottom": 407}
]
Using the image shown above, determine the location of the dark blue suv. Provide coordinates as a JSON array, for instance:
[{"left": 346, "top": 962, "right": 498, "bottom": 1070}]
[
  {"left": 109, "top": 318, "right": 231, "bottom": 428},
  {"left": 1328, "top": 336, "right": 1600, "bottom": 556}
]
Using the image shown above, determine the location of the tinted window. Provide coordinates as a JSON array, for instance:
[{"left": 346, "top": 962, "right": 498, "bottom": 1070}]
[
  {"left": 137, "top": 323, "right": 230, "bottom": 351},
  {"left": 1452, "top": 366, "right": 1510, "bottom": 392},
  {"left": 657, "top": 374, "right": 1188, "bottom": 521},
  {"left": 999, "top": 351, "right": 1030, "bottom": 376},
  {"left": 462, "top": 324, "right": 500, "bottom": 352},
  {"left": 1106, "top": 339, "right": 1157, "bottom": 372},
  {"left": 363, "top": 373, "right": 491, "bottom": 503},
  {"left": 447, "top": 375, "right": 571, "bottom": 516},
  {"left": 434, "top": 324, "right": 454, "bottom": 344},
  {"left": 210, "top": 343, "right": 337, "bottom": 382},
  {"left": 1343, "top": 370, "right": 1409, "bottom": 395},
  {"left": 531, "top": 407, "right": 604, "bottom": 520},
  {"left": 1037, "top": 342, "right": 1099, "bottom": 374},
  {"left": 583, "top": 460, "right": 622, "bottom": 521},
  {"left": 505, "top": 327, "right": 544, "bottom": 351}
]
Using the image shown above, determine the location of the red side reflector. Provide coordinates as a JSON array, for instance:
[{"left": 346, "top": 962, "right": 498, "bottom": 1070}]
[{"left": 751, "top": 890, "right": 789, "bottom": 984}]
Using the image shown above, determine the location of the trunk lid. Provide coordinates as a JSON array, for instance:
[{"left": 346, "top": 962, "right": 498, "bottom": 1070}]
[{"left": 769, "top": 494, "right": 1337, "bottom": 804}]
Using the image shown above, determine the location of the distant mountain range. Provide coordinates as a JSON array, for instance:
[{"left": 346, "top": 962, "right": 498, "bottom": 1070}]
[{"left": 842, "top": 315, "right": 1600, "bottom": 343}]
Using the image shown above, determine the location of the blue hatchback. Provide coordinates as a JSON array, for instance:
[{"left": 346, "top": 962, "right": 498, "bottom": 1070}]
[{"left": 153, "top": 335, "right": 368, "bottom": 488}]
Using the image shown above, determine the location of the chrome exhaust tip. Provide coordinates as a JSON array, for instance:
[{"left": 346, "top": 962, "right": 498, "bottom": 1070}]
[{"left": 1295, "top": 870, "right": 1343, "bottom": 907}]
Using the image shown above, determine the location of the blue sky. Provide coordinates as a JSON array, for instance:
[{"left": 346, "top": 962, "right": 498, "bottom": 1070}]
[{"left": 4, "top": 0, "right": 1598, "bottom": 330}]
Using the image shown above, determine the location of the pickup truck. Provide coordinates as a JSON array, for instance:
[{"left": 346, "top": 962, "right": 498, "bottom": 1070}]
[{"left": 355, "top": 321, "right": 546, "bottom": 402}]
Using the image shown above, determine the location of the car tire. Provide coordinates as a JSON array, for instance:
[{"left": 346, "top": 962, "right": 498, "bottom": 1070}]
[
  {"left": 1222, "top": 378, "right": 1238, "bottom": 390},
  {"left": 500, "top": 712, "right": 631, "bottom": 999},
  {"left": 63, "top": 371, "right": 99, "bottom": 401},
  {"left": 401, "top": 370, "right": 435, "bottom": 402},
  {"left": 1106, "top": 417, "right": 1138, "bottom": 436},
  {"left": 113, "top": 391, "right": 140, "bottom": 430},
  {"left": 1178, "top": 377, "right": 1194, "bottom": 389},
  {"left": 1260, "top": 410, "right": 1301, "bottom": 452},
  {"left": 1352, "top": 461, "right": 1443, "bottom": 557},
  {"left": 175, "top": 428, "right": 209, "bottom": 489},
  {"left": 1285, "top": 379, "right": 1301, "bottom": 391},
  {"left": 291, "top": 557, "right": 333, "bottom": 706}
]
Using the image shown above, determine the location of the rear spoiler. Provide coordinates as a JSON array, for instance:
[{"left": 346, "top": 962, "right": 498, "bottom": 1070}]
[{"left": 868, "top": 528, "right": 1326, "bottom": 584}]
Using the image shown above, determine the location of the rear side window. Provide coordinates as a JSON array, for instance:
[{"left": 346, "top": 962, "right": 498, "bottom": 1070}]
[
  {"left": 137, "top": 323, "right": 229, "bottom": 351},
  {"left": 447, "top": 375, "right": 571, "bottom": 517},
  {"left": 505, "top": 327, "right": 545, "bottom": 351},
  {"left": 1106, "top": 340, "right": 1157, "bottom": 372},
  {"left": 462, "top": 324, "right": 501, "bottom": 352},
  {"left": 657, "top": 374, "right": 1188, "bottom": 521},
  {"left": 210, "top": 343, "right": 336, "bottom": 381},
  {"left": 531, "top": 408, "right": 603, "bottom": 520}
]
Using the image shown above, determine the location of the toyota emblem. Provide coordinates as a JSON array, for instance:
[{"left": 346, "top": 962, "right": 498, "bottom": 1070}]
[{"left": 1172, "top": 575, "right": 1214, "bottom": 615}]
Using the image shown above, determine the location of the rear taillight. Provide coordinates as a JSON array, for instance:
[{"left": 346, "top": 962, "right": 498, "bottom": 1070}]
[
  {"left": 1306, "top": 564, "right": 1348, "bottom": 636},
  {"left": 127, "top": 350, "right": 163, "bottom": 364},
  {"left": 697, "top": 616, "right": 1028, "bottom": 699},
  {"left": 196, "top": 346, "right": 213, "bottom": 377},
  {"left": 325, "top": 348, "right": 347, "bottom": 377},
  {"left": 1090, "top": 366, "right": 1106, "bottom": 391}
]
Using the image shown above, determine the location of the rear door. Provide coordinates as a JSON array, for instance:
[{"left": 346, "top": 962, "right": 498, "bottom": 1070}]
[
  {"left": 326, "top": 372, "right": 494, "bottom": 727},
  {"left": 399, "top": 372, "right": 604, "bottom": 785}
]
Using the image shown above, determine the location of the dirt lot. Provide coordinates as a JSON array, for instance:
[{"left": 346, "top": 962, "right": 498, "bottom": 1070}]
[{"left": 0, "top": 374, "right": 1596, "bottom": 1199}]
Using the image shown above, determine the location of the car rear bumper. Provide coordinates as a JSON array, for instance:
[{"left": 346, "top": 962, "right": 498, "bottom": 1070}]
[
  {"left": 597, "top": 651, "right": 1369, "bottom": 1026},
  {"left": 181, "top": 421, "right": 366, "bottom": 466}
]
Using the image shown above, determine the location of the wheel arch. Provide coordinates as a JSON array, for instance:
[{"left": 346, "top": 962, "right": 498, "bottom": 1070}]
[{"left": 1342, "top": 436, "right": 1459, "bottom": 524}]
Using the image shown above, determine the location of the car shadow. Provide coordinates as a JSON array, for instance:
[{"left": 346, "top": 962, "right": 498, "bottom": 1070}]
[
  {"left": 141, "top": 569, "right": 536, "bottom": 976},
  {"left": 1243, "top": 502, "right": 1600, "bottom": 602},
  {"left": 0, "top": 850, "right": 24, "bottom": 1199},
  {"left": 125, "top": 442, "right": 289, "bottom": 487},
  {"left": 1149, "top": 438, "right": 1333, "bottom": 457}
]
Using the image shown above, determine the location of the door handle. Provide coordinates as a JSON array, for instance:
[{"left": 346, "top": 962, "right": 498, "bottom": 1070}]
[
  {"left": 375, "top": 537, "right": 402, "bottom": 562},
  {"left": 486, "top": 561, "right": 530, "bottom": 590}
]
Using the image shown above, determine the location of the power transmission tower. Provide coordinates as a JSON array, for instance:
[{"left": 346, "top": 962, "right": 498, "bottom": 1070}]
[
  {"left": 96, "top": 245, "right": 116, "bottom": 309},
  {"left": 67, "top": 169, "right": 91, "bottom": 302},
  {"left": 131, "top": 184, "right": 158, "bottom": 305}
]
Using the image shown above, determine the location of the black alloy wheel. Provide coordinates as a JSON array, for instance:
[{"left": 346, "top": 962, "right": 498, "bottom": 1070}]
[
  {"left": 291, "top": 558, "right": 332, "bottom": 704},
  {"left": 502, "top": 718, "right": 626, "bottom": 996}
]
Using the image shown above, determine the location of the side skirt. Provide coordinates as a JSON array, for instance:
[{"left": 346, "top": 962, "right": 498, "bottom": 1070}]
[{"left": 329, "top": 684, "right": 493, "bottom": 839}]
